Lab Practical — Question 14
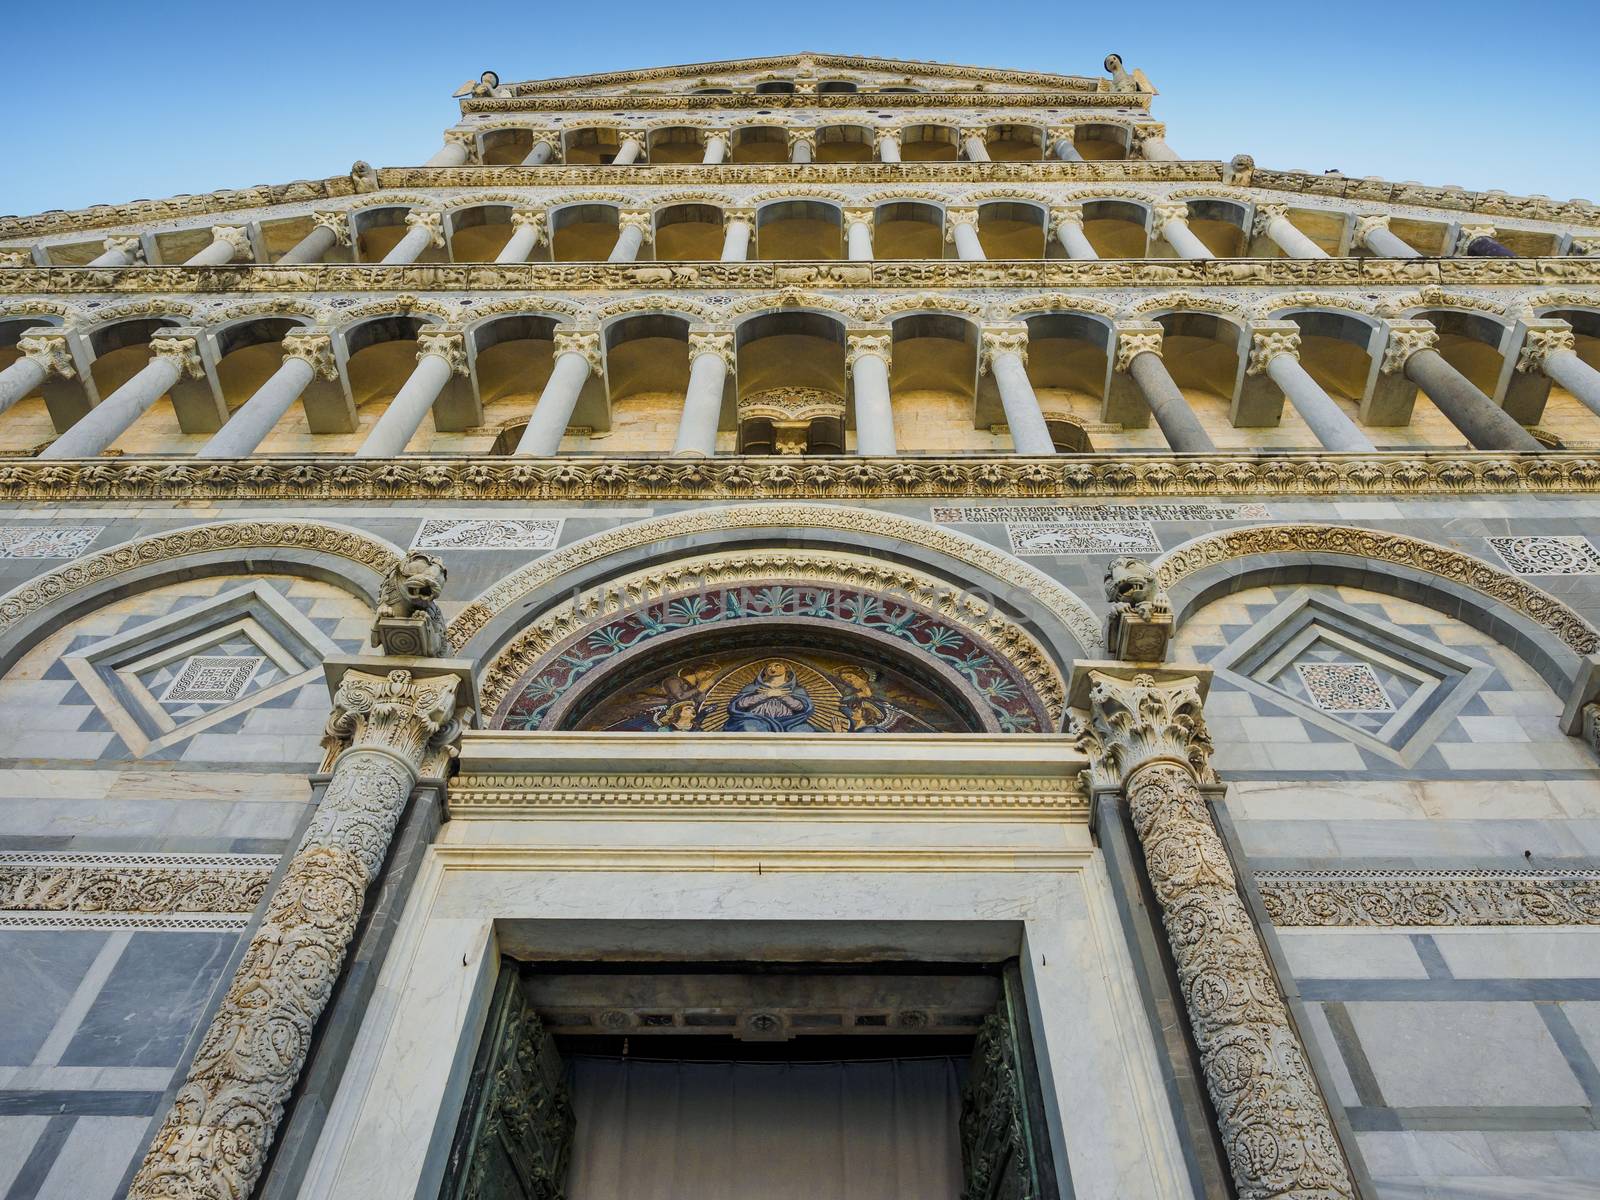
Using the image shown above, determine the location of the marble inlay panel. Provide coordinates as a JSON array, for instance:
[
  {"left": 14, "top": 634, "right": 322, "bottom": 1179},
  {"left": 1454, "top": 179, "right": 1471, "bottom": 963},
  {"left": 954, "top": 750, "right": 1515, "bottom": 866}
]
[
  {"left": 1487, "top": 535, "right": 1600, "bottom": 576},
  {"left": 1006, "top": 521, "right": 1161, "bottom": 556},
  {"left": 0, "top": 526, "right": 102, "bottom": 558},
  {"left": 412, "top": 518, "right": 563, "bottom": 550}
]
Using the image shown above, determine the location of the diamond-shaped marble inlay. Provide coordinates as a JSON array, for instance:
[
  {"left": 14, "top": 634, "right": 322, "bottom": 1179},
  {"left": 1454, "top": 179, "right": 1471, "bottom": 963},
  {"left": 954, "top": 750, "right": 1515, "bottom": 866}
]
[
  {"left": 1294, "top": 662, "right": 1395, "bottom": 713},
  {"left": 159, "top": 655, "right": 265, "bottom": 705},
  {"left": 1486, "top": 536, "right": 1600, "bottom": 576}
]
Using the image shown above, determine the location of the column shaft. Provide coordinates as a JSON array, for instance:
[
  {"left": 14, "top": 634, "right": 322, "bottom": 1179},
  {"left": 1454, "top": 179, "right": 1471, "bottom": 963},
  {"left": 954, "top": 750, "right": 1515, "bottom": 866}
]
[
  {"left": 1545, "top": 350, "right": 1600, "bottom": 418},
  {"left": 790, "top": 139, "right": 813, "bottom": 164},
  {"left": 355, "top": 353, "right": 453, "bottom": 457},
  {"left": 1055, "top": 219, "right": 1098, "bottom": 260},
  {"left": 846, "top": 220, "right": 873, "bottom": 261},
  {"left": 721, "top": 220, "right": 752, "bottom": 261},
  {"left": 87, "top": 244, "right": 137, "bottom": 267},
  {"left": 1405, "top": 349, "right": 1542, "bottom": 451},
  {"left": 877, "top": 135, "right": 901, "bottom": 163},
  {"left": 1052, "top": 137, "right": 1083, "bottom": 162},
  {"left": 991, "top": 352, "right": 1055, "bottom": 455},
  {"left": 1265, "top": 354, "right": 1375, "bottom": 452},
  {"left": 197, "top": 357, "right": 315, "bottom": 459},
  {"left": 41, "top": 355, "right": 182, "bottom": 459},
  {"left": 515, "top": 351, "right": 593, "bottom": 455},
  {"left": 424, "top": 140, "right": 470, "bottom": 167},
  {"left": 522, "top": 139, "right": 554, "bottom": 165},
  {"left": 495, "top": 223, "right": 541, "bottom": 263},
  {"left": 952, "top": 222, "right": 986, "bottom": 261},
  {"left": 1264, "top": 215, "right": 1328, "bottom": 259},
  {"left": 612, "top": 137, "right": 644, "bottom": 165},
  {"left": 850, "top": 352, "right": 896, "bottom": 455},
  {"left": 672, "top": 352, "right": 727, "bottom": 456},
  {"left": 380, "top": 224, "right": 434, "bottom": 265},
  {"left": 963, "top": 135, "right": 990, "bottom": 162},
  {"left": 1361, "top": 224, "right": 1420, "bottom": 258},
  {"left": 0, "top": 358, "right": 47, "bottom": 415},
  {"left": 185, "top": 234, "right": 248, "bottom": 267},
  {"left": 1127, "top": 352, "right": 1217, "bottom": 452},
  {"left": 609, "top": 223, "right": 647, "bottom": 262},
  {"left": 278, "top": 224, "right": 338, "bottom": 265},
  {"left": 1161, "top": 218, "right": 1213, "bottom": 260},
  {"left": 1140, "top": 136, "right": 1179, "bottom": 161},
  {"left": 702, "top": 134, "right": 728, "bottom": 164}
]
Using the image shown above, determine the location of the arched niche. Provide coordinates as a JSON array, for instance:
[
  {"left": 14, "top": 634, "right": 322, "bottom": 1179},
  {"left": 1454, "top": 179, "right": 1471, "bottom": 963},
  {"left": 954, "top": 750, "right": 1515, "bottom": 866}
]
[
  {"left": 815, "top": 125, "right": 875, "bottom": 163},
  {"left": 604, "top": 314, "right": 691, "bottom": 451},
  {"left": 1020, "top": 313, "right": 1112, "bottom": 429},
  {"left": 900, "top": 125, "right": 958, "bottom": 161},
  {"left": 888, "top": 313, "right": 978, "bottom": 448},
  {"left": 1074, "top": 124, "right": 1131, "bottom": 161},
  {"left": 655, "top": 204, "right": 724, "bottom": 261},
  {"left": 648, "top": 126, "right": 705, "bottom": 164},
  {"left": 1154, "top": 311, "right": 1245, "bottom": 418},
  {"left": 470, "top": 314, "right": 558, "bottom": 430},
  {"left": 1179, "top": 200, "right": 1248, "bottom": 258},
  {"left": 756, "top": 201, "right": 842, "bottom": 260},
  {"left": 565, "top": 128, "right": 622, "bottom": 165},
  {"left": 874, "top": 202, "right": 945, "bottom": 260},
  {"left": 986, "top": 124, "right": 1044, "bottom": 161},
  {"left": 1271, "top": 309, "right": 1379, "bottom": 417},
  {"left": 731, "top": 126, "right": 789, "bottom": 163},
  {"left": 551, "top": 204, "right": 621, "bottom": 261},
  {"left": 342, "top": 314, "right": 430, "bottom": 419},
  {"left": 480, "top": 127, "right": 534, "bottom": 165},
  {"left": 448, "top": 204, "right": 519, "bottom": 263},
  {"left": 1415, "top": 308, "right": 1509, "bottom": 397},
  {"left": 1080, "top": 200, "right": 1150, "bottom": 259},
  {"left": 213, "top": 316, "right": 305, "bottom": 413},
  {"left": 977, "top": 202, "right": 1045, "bottom": 259}
]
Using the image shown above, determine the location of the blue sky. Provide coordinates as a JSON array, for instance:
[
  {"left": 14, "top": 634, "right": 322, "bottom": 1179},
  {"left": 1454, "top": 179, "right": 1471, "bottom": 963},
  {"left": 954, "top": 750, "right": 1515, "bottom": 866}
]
[{"left": 4, "top": 0, "right": 1595, "bottom": 219}]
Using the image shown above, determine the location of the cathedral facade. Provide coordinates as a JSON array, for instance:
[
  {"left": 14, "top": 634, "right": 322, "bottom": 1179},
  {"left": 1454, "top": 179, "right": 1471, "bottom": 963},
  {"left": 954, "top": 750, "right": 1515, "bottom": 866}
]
[{"left": 1, "top": 50, "right": 1599, "bottom": 1200}]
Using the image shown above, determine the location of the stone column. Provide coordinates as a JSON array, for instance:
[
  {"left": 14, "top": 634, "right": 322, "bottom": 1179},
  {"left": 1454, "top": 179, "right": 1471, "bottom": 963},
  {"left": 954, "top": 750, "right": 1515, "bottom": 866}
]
[
  {"left": 1383, "top": 321, "right": 1542, "bottom": 451},
  {"left": 380, "top": 211, "right": 444, "bottom": 265},
  {"left": 846, "top": 332, "right": 896, "bottom": 455},
  {"left": 1572, "top": 238, "right": 1600, "bottom": 258},
  {"left": 183, "top": 225, "right": 253, "bottom": 267},
  {"left": 609, "top": 211, "right": 652, "bottom": 263},
  {"left": 843, "top": 208, "right": 874, "bottom": 261},
  {"left": 1519, "top": 322, "right": 1600, "bottom": 418},
  {"left": 1114, "top": 321, "right": 1217, "bottom": 453},
  {"left": 127, "top": 664, "right": 471, "bottom": 1200},
  {"left": 702, "top": 131, "right": 729, "bottom": 164},
  {"left": 876, "top": 130, "right": 902, "bottom": 163},
  {"left": 522, "top": 131, "right": 559, "bottom": 165},
  {"left": 1253, "top": 205, "right": 1326, "bottom": 258},
  {"left": 960, "top": 128, "right": 991, "bottom": 162},
  {"left": 197, "top": 331, "right": 335, "bottom": 458},
  {"left": 947, "top": 208, "right": 985, "bottom": 261},
  {"left": 672, "top": 331, "right": 733, "bottom": 456},
  {"left": 1050, "top": 207, "right": 1097, "bottom": 260},
  {"left": 1047, "top": 124, "right": 1083, "bottom": 161},
  {"left": 1247, "top": 322, "right": 1375, "bottom": 451},
  {"left": 721, "top": 208, "right": 755, "bottom": 261},
  {"left": 1136, "top": 125, "right": 1179, "bottom": 161},
  {"left": 41, "top": 333, "right": 202, "bottom": 459},
  {"left": 355, "top": 331, "right": 467, "bottom": 458},
  {"left": 514, "top": 330, "right": 602, "bottom": 455},
  {"left": 1352, "top": 214, "right": 1419, "bottom": 258},
  {"left": 611, "top": 131, "right": 646, "bottom": 165},
  {"left": 278, "top": 212, "right": 350, "bottom": 265},
  {"left": 788, "top": 130, "right": 815, "bottom": 164},
  {"left": 0, "top": 328, "right": 75, "bottom": 416},
  {"left": 1457, "top": 223, "right": 1516, "bottom": 258},
  {"left": 494, "top": 209, "right": 547, "bottom": 263},
  {"left": 423, "top": 132, "right": 474, "bottom": 167},
  {"left": 1153, "top": 202, "right": 1213, "bottom": 259},
  {"left": 87, "top": 235, "right": 145, "bottom": 267},
  {"left": 1070, "top": 669, "right": 1357, "bottom": 1200},
  {"left": 981, "top": 329, "right": 1055, "bottom": 455}
]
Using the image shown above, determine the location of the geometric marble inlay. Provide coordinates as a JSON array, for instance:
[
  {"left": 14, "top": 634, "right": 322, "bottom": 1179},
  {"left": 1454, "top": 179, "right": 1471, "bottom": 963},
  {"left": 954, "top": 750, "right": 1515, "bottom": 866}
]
[
  {"left": 1294, "top": 661, "right": 1395, "bottom": 713},
  {"left": 0, "top": 524, "right": 102, "bottom": 558},
  {"left": 1487, "top": 535, "right": 1600, "bottom": 576},
  {"left": 158, "top": 654, "right": 266, "bottom": 705}
]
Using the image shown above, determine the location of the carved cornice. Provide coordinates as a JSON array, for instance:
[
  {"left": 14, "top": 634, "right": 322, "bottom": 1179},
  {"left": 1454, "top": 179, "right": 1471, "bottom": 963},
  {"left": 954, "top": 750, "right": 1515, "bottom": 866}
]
[
  {"left": 1249, "top": 166, "right": 1598, "bottom": 227},
  {"left": 461, "top": 91, "right": 1149, "bottom": 114},
  {"left": 1258, "top": 868, "right": 1600, "bottom": 927}
]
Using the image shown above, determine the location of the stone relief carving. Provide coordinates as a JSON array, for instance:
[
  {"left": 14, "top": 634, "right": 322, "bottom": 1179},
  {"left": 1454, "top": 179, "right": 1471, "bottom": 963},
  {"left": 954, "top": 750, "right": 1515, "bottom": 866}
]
[
  {"left": 1103, "top": 556, "right": 1173, "bottom": 662},
  {"left": 372, "top": 550, "right": 450, "bottom": 657},
  {"left": 0, "top": 852, "right": 273, "bottom": 916},
  {"left": 1258, "top": 868, "right": 1600, "bottom": 927}
]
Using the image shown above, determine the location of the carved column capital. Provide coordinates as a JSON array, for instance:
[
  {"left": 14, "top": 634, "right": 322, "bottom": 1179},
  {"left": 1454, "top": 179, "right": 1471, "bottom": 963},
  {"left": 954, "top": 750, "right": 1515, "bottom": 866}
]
[
  {"left": 17, "top": 329, "right": 76, "bottom": 379},
  {"left": 723, "top": 206, "right": 756, "bottom": 228},
  {"left": 845, "top": 331, "right": 893, "bottom": 370},
  {"left": 1246, "top": 320, "right": 1302, "bottom": 376},
  {"left": 149, "top": 333, "right": 205, "bottom": 379},
  {"left": 416, "top": 329, "right": 468, "bottom": 375},
  {"left": 944, "top": 207, "right": 980, "bottom": 242},
  {"left": 1381, "top": 320, "right": 1439, "bottom": 374},
  {"left": 322, "top": 666, "right": 465, "bottom": 773},
  {"left": 619, "top": 128, "right": 647, "bottom": 147},
  {"left": 1133, "top": 122, "right": 1167, "bottom": 146},
  {"left": 1250, "top": 203, "right": 1288, "bottom": 240},
  {"left": 1046, "top": 123, "right": 1077, "bottom": 144},
  {"left": 1351, "top": 213, "right": 1391, "bottom": 243},
  {"left": 0, "top": 250, "right": 31, "bottom": 267},
  {"left": 443, "top": 129, "right": 479, "bottom": 162},
  {"left": 979, "top": 327, "right": 1029, "bottom": 374},
  {"left": 103, "top": 234, "right": 145, "bottom": 264},
  {"left": 617, "top": 210, "right": 654, "bottom": 242},
  {"left": 209, "top": 225, "right": 253, "bottom": 262},
  {"left": 1517, "top": 321, "right": 1578, "bottom": 373},
  {"left": 1050, "top": 205, "right": 1086, "bottom": 233},
  {"left": 1151, "top": 201, "right": 1190, "bottom": 233},
  {"left": 875, "top": 129, "right": 901, "bottom": 151},
  {"left": 1069, "top": 668, "right": 1213, "bottom": 790},
  {"left": 310, "top": 210, "right": 353, "bottom": 246},
  {"left": 1113, "top": 320, "right": 1165, "bottom": 372},
  {"left": 1455, "top": 223, "right": 1497, "bottom": 254},
  {"left": 509, "top": 208, "right": 548, "bottom": 242},
  {"left": 281, "top": 329, "right": 337, "bottom": 380},
  {"left": 404, "top": 209, "right": 445, "bottom": 247},
  {"left": 787, "top": 129, "right": 816, "bottom": 152},
  {"left": 842, "top": 207, "right": 874, "bottom": 229},
  {"left": 1573, "top": 238, "right": 1600, "bottom": 257},
  {"left": 959, "top": 126, "right": 989, "bottom": 143},
  {"left": 553, "top": 329, "right": 604, "bottom": 375},
  {"left": 688, "top": 329, "right": 736, "bottom": 370}
]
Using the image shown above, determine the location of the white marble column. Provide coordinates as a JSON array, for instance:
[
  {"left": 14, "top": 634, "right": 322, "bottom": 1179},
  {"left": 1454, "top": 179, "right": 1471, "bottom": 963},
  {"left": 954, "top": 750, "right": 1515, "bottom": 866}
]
[
  {"left": 1353, "top": 214, "right": 1420, "bottom": 258},
  {"left": 876, "top": 130, "right": 902, "bottom": 163},
  {"left": 1050, "top": 207, "right": 1097, "bottom": 260},
  {"left": 611, "top": 131, "right": 646, "bottom": 165},
  {"left": 278, "top": 212, "right": 350, "bottom": 265},
  {"left": 356, "top": 332, "right": 466, "bottom": 457},
  {"left": 1253, "top": 204, "right": 1327, "bottom": 258},
  {"left": 961, "top": 128, "right": 991, "bottom": 162},
  {"left": 41, "top": 334, "right": 201, "bottom": 459},
  {"left": 87, "top": 235, "right": 144, "bottom": 267},
  {"left": 0, "top": 329, "right": 75, "bottom": 416},
  {"left": 1136, "top": 125, "right": 1179, "bottom": 161},
  {"left": 1114, "top": 322, "right": 1216, "bottom": 453},
  {"left": 1047, "top": 124, "right": 1083, "bottom": 161},
  {"left": 1383, "top": 321, "right": 1542, "bottom": 452},
  {"left": 1247, "top": 322, "right": 1375, "bottom": 451},
  {"left": 846, "top": 333, "right": 896, "bottom": 455},
  {"left": 184, "top": 225, "right": 253, "bottom": 267},
  {"left": 380, "top": 211, "right": 444, "bottom": 265},
  {"left": 843, "top": 208, "right": 874, "bottom": 261},
  {"left": 788, "top": 130, "right": 814, "bottom": 164},
  {"left": 494, "top": 210, "right": 547, "bottom": 263},
  {"left": 609, "top": 211, "right": 653, "bottom": 262},
  {"left": 947, "top": 209, "right": 985, "bottom": 261},
  {"left": 702, "top": 131, "right": 729, "bottom": 164},
  {"left": 198, "top": 331, "right": 335, "bottom": 458},
  {"left": 515, "top": 331, "right": 602, "bottom": 455},
  {"left": 522, "top": 132, "right": 559, "bottom": 165},
  {"left": 981, "top": 329, "right": 1055, "bottom": 455},
  {"left": 423, "top": 133, "right": 474, "bottom": 167},
  {"left": 1152, "top": 202, "right": 1213, "bottom": 259},
  {"left": 721, "top": 208, "right": 754, "bottom": 261},
  {"left": 672, "top": 331, "right": 733, "bottom": 456},
  {"left": 1519, "top": 322, "right": 1600, "bottom": 418}
]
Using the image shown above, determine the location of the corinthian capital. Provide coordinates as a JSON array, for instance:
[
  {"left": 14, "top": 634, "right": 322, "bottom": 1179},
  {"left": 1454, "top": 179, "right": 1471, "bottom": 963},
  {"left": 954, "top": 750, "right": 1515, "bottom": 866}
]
[
  {"left": 102, "top": 235, "right": 145, "bottom": 264},
  {"left": 787, "top": 129, "right": 816, "bottom": 152},
  {"left": 1068, "top": 668, "right": 1214, "bottom": 789},
  {"left": 149, "top": 333, "right": 205, "bottom": 379},
  {"left": 1351, "top": 213, "right": 1391, "bottom": 244},
  {"left": 210, "top": 225, "right": 253, "bottom": 262},
  {"left": 0, "top": 250, "right": 30, "bottom": 267},
  {"left": 875, "top": 129, "right": 901, "bottom": 151},
  {"left": 1381, "top": 320, "right": 1439, "bottom": 374},
  {"left": 404, "top": 209, "right": 445, "bottom": 247},
  {"left": 944, "top": 207, "right": 980, "bottom": 241},
  {"left": 1113, "top": 320, "right": 1164, "bottom": 372},
  {"left": 1246, "top": 320, "right": 1302, "bottom": 376},
  {"left": 1046, "top": 124, "right": 1077, "bottom": 145},
  {"left": 617, "top": 210, "right": 654, "bottom": 242},
  {"left": 416, "top": 329, "right": 468, "bottom": 375},
  {"left": 1455, "top": 223, "right": 1497, "bottom": 254},
  {"left": 1517, "top": 321, "right": 1578, "bottom": 374},
  {"left": 553, "top": 329, "right": 604, "bottom": 374},
  {"left": 443, "top": 129, "right": 479, "bottom": 162},
  {"left": 1151, "top": 201, "right": 1190, "bottom": 233},
  {"left": 688, "top": 330, "right": 736, "bottom": 370},
  {"left": 1250, "top": 203, "right": 1288, "bottom": 240},
  {"left": 723, "top": 206, "right": 756, "bottom": 228},
  {"left": 281, "top": 329, "right": 337, "bottom": 379},
  {"left": 310, "top": 210, "right": 353, "bottom": 246},
  {"left": 323, "top": 667, "right": 464, "bottom": 770},
  {"left": 842, "top": 207, "right": 874, "bottom": 229},
  {"left": 509, "top": 208, "right": 548, "bottom": 242},
  {"left": 979, "top": 327, "right": 1029, "bottom": 373},
  {"left": 1050, "top": 206, "right": 1085, "bottom": 233},
  {"left": 17, "top": 330, "right": 76, "bottom": 379},
  {"left": 845, "top": 332, "right": 892, "bottom": 370}
]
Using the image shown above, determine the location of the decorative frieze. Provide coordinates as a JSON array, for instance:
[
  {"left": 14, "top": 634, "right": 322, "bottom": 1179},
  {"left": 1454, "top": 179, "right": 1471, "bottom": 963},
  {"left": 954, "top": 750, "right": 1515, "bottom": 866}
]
[
  {"left": 412, "top": 517, "right": 563, "bottom": 550},
  {"left": 1006, "top": 522, "right": 1161, "bottom": 556},
  {"left": 0, "top": 850, "right": 274, "bottom": 929},
  {"left": 934, "top": 503, "right": 1271, "bottom": 522},
  {"left": 1258, "top": 868, "right": 1600, "bottom": 927}
]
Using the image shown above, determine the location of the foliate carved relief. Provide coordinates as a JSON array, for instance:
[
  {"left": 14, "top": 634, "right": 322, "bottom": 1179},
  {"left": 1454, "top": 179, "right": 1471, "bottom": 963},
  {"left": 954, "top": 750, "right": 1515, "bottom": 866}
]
[
  {"left": 17, "top": 330, "right": 76, "bottom": 378},
  {"left": 1516, "top": 322, "right": 1577, "bottom": 373},
  {"left": 1380, "top": 321, "right": 1438, "bottom": 374},
  {"left": 1246, "top": 321, "right": 1301, "bottom": 375},
  {"left": 980, "top": 329, "right": 1029, "bottom": 373},
  {"left": 280, "top": 329, "right": 337, "bottom": 379},
  {"left": 210, "top": 226, "right": 253, "bottom": 261},
  {"left": 404, "top": 209, "right": 445, "bottom": 247},
  {"left": 1258, "top": 868, "right": 1600, "bottom": 927},
  {"left": 687, "top": 330, "right": 736, "bottom": 369},
  {"left": 1113, "top": 321, "right": 1165, "bottom": 372},
  {"left": 309, "top": 210, "right": 352, "bottom": 246},
  {"left": 149, "top": 334, "right": 205, "bottom": 378},
  {"left": 552, "top": 329, "right": 604, "bottom": 373},
  {"left": 844, "top": 332, "right": 892, "bottom": 369},
  {"left": 0, "top": 851, "right": 272, "bottom": 917},
  {"left": 416, "top": 329, "right": 469, "bottom": 375}
]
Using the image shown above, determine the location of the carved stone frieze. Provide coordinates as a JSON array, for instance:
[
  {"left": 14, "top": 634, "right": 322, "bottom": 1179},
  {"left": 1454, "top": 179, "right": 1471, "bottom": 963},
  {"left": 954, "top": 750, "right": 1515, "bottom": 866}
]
[
  {"left": 1258, "top": 868, "right": 1600, "bottom": 927},
  {"left": 0, "top": 852, "right": 273, "bottom": 916}
]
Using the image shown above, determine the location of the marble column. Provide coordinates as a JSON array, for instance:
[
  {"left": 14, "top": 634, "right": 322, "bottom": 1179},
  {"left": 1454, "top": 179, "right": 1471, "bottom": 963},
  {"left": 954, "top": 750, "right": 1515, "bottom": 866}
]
[
  {"left": 127, "top": 664, "right": 470, "bottom": 1200},
  {"left": 721, "top": 208, "right": 754, "bottom": 261},
  {"left": 961, "top": 128, "right": 991, "bottom": 162},
  {"left": 522, "top": 132, "right": 559, "bottom": 165},
  {"left": 1136, "top": 126, "right": 1179, "bottom": 161},
  {"left": 494, "top": 209, "right": 547, "bottom": 263},
  {"left": 184, "top": 225, "right": 253, "bottom": 267},
  {"left": 355, "top": 331, "right": 466, "bottom": 457},
  {"left": 1114, "top": 322, "right": 1216, "bottom": 453},
  {"left": 1050, "top": 207, "right": 1097, "bottom": 260},
  {"left": 702, "top": 131, "right": 729, "bottom": 164},
  {"left": 844, "top": 208, "right": 875, "bottom": 261},
  {"left": 788, "top": 130, "right": 815, "bottom": 164},
  {"left": 379, "top": 211, "right": 444, "bottom": 265},
  {"left": 1519, "top": 322, "right": 1600, "bottom": 418},
  {"left": 846, "top": 332, "right": 896, "bottom": 455},
  {"left": 672, "top": 331, "right": 733, "bottom": 456},
  {"left": 515, "top": 331, "right": 601, "bottom": 455},
  {"left": 0, "top": 329, "right": 75, "bottom": 416},
  {"left": 1352, "top": 214, "right": 1419, "bottom": 258},
  {"left": 278, "top": 212, "right": 350, "bottom": 265},
  {"left": 423, "top": 133, "right": 474, "bottom": 167},
  {"left": 1384, "top": 321, "right": 1542, "bottom": 451},
  {"left": 1153, "top": 203, "right": 1213, "bottom": 259},
  {"left": 1070, "top": 668, "right": 1357, "bottom": 1200},
  {"left": 1253, "top": 204, "right": 1327, "bottom": 258},
  {"left": 1047, "top": 124, "right": 1083, "bottom": 161},
  {"left": 41, "top": 333, "right": 202, "bottom": 459},
  {"left": 981, "top": 329, "right": 1055, "bottom": 455},
  {"left": 611, "top": 131, "right": 646, "bottom": 165},
  {"left": 876, "top": 130, "right": 902, "bottom": 163},
  {"left": 197, "top": 331, "right": 335, "bottom": 458},
  {"left": 1457, "top": 223, "right": 1516, "bottom": 258},
  {"left": 947, "top": 209, "right": 985, "bottom": 261},
  {"left": 87, "top": 235, "right": 144, "bottom": 267},
  {"left": 609, "top": 211, "right": 652, "bottom": 263},
  {"left": 1247, "top": 322, "right": 1375, "bottom": 451}
]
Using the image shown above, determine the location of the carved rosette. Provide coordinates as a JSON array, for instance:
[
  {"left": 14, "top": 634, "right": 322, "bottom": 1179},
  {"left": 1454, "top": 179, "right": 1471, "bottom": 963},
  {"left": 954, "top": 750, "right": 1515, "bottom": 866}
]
[
  {"left": 1114, "top": 321, "right": 1165, "bottom": 373},
  {"left": 17, "top": 330, "right": 76, "bottom": 379},
  {"left": 127, "top": 668, "right": 465, "bottom": 1200},
  {"left": 1073, "top": 671, "right": 1356, "bottom": 1200},
  {"left": 416, "top": 329, "right": 469, "bottom": 375},
  {"left": 1516, "top": 322, "right": 1577, "bottom": 374},
  {"left": 404, "top": 209, "right": 445, "bottom": 247},
  {"left": 1380, "top": 321, "right": 1439, "bottom": 375},
  {"left": 1246, "top": 322, "right": 1302, "bottom": 376},
  {"left": 280, "top": 330, "right": 337, "bottom": 380}
]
